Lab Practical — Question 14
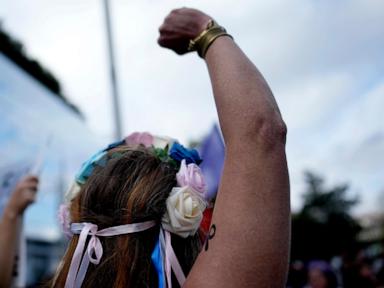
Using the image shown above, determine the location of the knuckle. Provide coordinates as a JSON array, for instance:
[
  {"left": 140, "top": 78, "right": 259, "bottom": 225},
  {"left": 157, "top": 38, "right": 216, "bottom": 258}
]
[
  {"left": 164, "top": 14, "right": 174, "bottom": 23},
  {"left": 157, "top": 38, "right": 168, "bottom": 48},
  {"left": 159, "top": 24, "right": 172, "bottom": 34},
  {"left": 158, "top": 24, "right": 166, "bottom": 32}
]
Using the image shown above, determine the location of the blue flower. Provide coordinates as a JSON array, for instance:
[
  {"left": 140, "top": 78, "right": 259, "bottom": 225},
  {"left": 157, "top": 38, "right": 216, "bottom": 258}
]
[{"left": 169, "top": 142, "right": 202, "bottom": 165}]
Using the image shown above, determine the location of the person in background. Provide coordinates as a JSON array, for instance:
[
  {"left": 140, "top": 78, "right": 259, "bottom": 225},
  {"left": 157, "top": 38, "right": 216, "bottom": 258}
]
[
  {"left": 306, "top": 261, "right": 338, "bottom": 288},
  {"left": 0, "top": 175, "right": 39, "bottom": 288}
]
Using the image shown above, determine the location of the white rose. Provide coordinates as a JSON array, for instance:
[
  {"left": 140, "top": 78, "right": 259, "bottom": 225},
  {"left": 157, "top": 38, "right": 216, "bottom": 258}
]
[
  {"left": 65, "top": 181, "right": 82, "bottom": 202},
  {"left": 162, "top": 186, "right": 206, "bottom": 238}
]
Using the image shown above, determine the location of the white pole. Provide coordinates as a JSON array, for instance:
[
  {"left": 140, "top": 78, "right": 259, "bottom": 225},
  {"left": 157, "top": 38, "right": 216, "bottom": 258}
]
[{"left": 103, "top": 0, "right": 122, "bottom": 140}]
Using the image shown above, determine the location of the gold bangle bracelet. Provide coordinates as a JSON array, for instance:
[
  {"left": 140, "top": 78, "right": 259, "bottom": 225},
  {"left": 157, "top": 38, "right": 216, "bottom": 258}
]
[
  {"left": 198, "top": 28, "right": 232, "bottom": 58},
  {"left": 188, "top": 20, "right": 233, "bottom": 58},
  {"left": 187, "top": 20, "right": 215, "bottom": 51}
]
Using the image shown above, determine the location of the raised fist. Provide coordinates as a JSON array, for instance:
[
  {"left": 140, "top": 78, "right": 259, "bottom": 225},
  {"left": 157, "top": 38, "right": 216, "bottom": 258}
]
[{"left": 158, "top": 8, "right": 212, "bottom": 55}]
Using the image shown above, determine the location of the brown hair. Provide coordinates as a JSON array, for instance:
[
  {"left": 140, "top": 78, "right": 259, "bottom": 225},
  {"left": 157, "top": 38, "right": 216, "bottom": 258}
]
[{"left": 51, "top": 146, "right": 201, "bottom": 287}]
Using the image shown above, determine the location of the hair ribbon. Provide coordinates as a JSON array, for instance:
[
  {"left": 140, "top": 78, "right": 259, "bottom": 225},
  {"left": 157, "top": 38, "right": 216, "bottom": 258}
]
[{"left": 64, "top": 221, "right": 156, "bottom": 288}]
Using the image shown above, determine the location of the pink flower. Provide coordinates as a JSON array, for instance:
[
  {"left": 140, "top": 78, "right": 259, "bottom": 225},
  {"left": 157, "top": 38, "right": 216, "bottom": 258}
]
[
  {"left": 176, "top": 159, "right": 207, "bottom": 196},
  {"left": 58, "top": 204, "right": 72, "bottom": 239},
  {"left": 125, "top": 132, "right": 154, "bottom": 148}
]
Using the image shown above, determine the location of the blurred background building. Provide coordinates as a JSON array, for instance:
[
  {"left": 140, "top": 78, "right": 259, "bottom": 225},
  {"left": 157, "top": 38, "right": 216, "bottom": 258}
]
[{"left": 0, "top": 26, "right": 102, "bottom": 285}]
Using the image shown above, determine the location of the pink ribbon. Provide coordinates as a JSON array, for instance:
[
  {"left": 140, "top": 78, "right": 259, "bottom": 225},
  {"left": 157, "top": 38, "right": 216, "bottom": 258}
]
[
  {"left": 160, "top": 229, "right": 186, "bottom": 288},
  {"left": 64, "top": 221, "right": 156, "bottom": 288}
]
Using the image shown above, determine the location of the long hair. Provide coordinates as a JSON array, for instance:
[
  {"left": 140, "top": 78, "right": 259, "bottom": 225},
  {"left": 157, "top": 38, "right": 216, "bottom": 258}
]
[{"left": 52, "top": 146, "right": 201, "bottom": 287}]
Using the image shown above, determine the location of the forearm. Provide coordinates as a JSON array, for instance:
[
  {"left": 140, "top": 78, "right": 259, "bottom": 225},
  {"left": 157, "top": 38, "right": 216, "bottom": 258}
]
[
  {"left": 205, "top": 36, "right": 285, "bottom": 148},
  {"left": 0, "top": 210, "right": 20, "bottom": 288}
]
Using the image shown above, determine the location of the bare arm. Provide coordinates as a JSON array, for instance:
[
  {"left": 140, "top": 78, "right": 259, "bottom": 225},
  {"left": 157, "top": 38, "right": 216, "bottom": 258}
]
[
  {"left": 187, "top": 36, "right": 290, "bottom": 288},
  {"left": 0, "top": 176, "right": 38, "bottom": 288},
  {"left": 159, "top": 8, "right": 290, "bottom": 287}
]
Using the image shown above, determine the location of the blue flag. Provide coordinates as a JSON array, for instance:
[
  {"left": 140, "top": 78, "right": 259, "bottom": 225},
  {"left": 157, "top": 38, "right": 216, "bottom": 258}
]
[{"left": 198, "top": 124, "right": 225, "bottom": 201}]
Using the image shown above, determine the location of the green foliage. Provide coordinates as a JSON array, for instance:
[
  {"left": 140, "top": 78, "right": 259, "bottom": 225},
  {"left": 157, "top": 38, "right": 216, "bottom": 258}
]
[
  {"left": 291, "top": 171, "right": 361, "bottom": 261},
  {"left": 153, "top": 147, "right": 178, "bottom": 168}
]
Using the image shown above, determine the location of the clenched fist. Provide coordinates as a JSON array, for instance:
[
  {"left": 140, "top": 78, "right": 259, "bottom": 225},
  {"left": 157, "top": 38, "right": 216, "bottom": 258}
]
[{"left": 158, "top": 8, "right": 212, "bottom": 55}]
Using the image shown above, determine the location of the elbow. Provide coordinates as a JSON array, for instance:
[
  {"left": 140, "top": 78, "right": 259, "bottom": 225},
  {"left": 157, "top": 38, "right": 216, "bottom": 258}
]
[
  {"left": 225, "top": 112, "right": 287, "bottom": 151},
  {"left": 251, "top": 115, "right": 287, "bottom": 150}
]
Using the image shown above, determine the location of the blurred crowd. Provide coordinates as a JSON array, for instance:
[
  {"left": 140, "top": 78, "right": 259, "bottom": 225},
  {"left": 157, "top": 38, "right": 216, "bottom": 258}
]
[{"left": 287, "top": 247, "right": 384, "bottom": 288}]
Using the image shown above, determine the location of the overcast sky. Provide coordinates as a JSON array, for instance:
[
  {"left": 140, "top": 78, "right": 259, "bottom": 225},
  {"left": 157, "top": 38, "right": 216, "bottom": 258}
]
[{"left": 1, "top": 0, "right": 383, "bottom": 214}]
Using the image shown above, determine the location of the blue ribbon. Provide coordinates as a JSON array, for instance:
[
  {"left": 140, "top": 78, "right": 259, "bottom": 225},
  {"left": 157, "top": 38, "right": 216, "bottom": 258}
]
[
  {"left": 151, "top": 238, "right": 165, "bottom": 288},
  {"left": 75, "top": 139, "right": 126, "bottom": 184},
  {"left": 75, "top": 150, "right": 106, "bottom": 184}
]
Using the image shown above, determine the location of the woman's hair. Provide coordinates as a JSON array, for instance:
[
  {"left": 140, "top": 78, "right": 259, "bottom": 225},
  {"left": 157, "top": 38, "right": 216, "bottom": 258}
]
[{"left": 52, "top": 146, "right": 201, "bottom": 288}]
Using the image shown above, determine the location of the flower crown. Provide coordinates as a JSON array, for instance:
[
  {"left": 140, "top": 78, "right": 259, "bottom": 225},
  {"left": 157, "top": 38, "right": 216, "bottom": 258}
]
[
  {"left": 58, "top": 132, "right": 208, "bottom": 287},
  {"left": 60, "top": 132, "right": 207, "bottom": 238}
]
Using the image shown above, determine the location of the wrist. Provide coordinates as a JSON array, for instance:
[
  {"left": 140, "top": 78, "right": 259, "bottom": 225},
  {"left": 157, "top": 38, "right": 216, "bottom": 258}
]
[
  {"left": 195, "top": 17, "right": 212, "bottom": 38},
  {"left": 188, "top": 20, "right": 233, "bottom": 58},
  {"left": 2, "top": 206, "right": 21, "bottom": 222}
]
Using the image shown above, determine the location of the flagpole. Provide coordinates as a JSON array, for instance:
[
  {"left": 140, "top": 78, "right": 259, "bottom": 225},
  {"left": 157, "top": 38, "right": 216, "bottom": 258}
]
[{"left": 103, "top": 0, "right": 122, "bottom": 140}]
